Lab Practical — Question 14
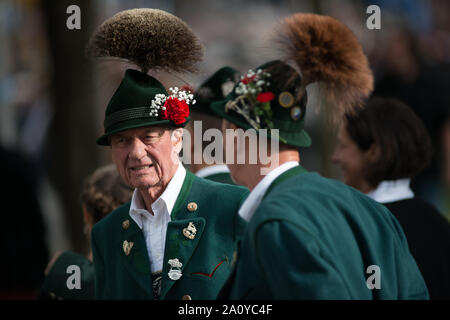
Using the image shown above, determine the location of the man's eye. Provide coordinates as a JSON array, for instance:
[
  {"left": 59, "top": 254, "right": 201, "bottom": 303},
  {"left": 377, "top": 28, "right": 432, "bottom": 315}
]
[
  {"left": 144, "top": 135, "right": 159, "bottom": 142},
  {"left": 112, "top": 137, "right": 127, "bottom": 146}
]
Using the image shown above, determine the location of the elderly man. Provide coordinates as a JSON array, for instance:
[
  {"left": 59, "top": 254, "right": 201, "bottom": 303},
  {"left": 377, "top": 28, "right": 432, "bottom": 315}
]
[
  {"left": 88, "top": 9, "right": 248, "bottom": 300},
  {"left": 212, "top": 14, "right": 429, "bottom": 299}
]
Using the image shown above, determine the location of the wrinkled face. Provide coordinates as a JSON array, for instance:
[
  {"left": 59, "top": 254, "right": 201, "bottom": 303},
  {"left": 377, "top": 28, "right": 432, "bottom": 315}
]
[
  {"left": 332, "top": 126, "right": 370, "bottom": 191},
  {"left": 110, "top": 126, "right": 182, "bottom": 190}
]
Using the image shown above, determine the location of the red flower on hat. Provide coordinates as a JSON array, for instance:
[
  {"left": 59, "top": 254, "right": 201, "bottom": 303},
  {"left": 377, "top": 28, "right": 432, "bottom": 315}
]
[
  {"left": 241, "top": 74, "right": 256, "bottom": 85},
  {"left": 161, "top": 97, "right": 190, "bottom": 125},
  {"left": 256, "top": 92, "right": 275, "bottom": 103}
]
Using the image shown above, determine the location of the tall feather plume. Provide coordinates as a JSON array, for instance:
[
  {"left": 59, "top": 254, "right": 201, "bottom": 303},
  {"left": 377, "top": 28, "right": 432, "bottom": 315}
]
[
  {"left": 277, "top": 13, "right": 373, "bottom": 122},
  {"left": 86, "top": 8, "right": 204, "bottom": 74}
]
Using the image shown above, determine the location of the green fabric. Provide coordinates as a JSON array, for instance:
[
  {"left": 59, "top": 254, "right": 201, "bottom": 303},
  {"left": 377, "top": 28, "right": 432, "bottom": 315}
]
[
  {"left": 210, "top": 60, "right": 312, "bottom": 148},
  {"left": 41, "top": 251, "right": 95, "bottom": 300},
  {"left": 171, "top": 168, "right": 195, "bottom": 220},
  {"left": 91, "top": 170, "right": 249, "bottom": 300},
  {"left": 203, "top": 172, "right": 235, "bottom": 185},
  {"left": 96, "top": 69, "right": 190, "bottom": 146},
  {"left": 193, "top": 66, "right": 240, "bottom": 116},
  {"left": 264, "top": 165, "right": 307, "bottom": 197},
  {"left": 227, "top": 168, "right": 429, "bottom": 299}
]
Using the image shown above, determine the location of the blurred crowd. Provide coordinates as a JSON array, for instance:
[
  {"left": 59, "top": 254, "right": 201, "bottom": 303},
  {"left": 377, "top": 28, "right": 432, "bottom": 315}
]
[{"left": 0, "top": 0, "right": 449, "bottom": 299}]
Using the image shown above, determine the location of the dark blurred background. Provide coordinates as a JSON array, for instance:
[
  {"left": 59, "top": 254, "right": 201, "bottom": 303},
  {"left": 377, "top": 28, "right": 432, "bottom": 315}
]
[{"left": 0, "top": 0, "right": 449, "bottom": 297}]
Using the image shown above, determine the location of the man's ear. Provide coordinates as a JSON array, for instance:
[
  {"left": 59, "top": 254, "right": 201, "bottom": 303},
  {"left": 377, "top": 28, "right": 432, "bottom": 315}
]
[
  {"left": 221, "top": 119, "right": 238, "bottom": 131},
  {"left": 172, "top": 128, "right": 184, "bottom": 154},
  {"left": 366, "top": 143, "right": 380, "bottom": 162},
  {"left": 185, "top": 122, "right": 195, "bottom": 154}
]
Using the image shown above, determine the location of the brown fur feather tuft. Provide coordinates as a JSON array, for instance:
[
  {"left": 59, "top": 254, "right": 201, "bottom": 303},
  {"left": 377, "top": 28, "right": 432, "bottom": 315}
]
[
  {"left": 278, "top": 13, "right": 373, "bottom": 120},
  {"left": 86, "top": 9, "right": 203, "bottom": 74}
]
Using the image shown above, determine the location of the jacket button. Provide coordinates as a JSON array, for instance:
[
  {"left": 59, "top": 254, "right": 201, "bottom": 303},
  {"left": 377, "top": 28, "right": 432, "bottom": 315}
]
[
  {"left": 187, "top": 202, "right": 198, "bottom": 212},
  {"left": 182, "top": 294, "right": 192, "bottom": 300}
]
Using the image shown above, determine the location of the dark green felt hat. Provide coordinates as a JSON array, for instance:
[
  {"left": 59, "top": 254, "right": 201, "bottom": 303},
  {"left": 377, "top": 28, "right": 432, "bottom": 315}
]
[
  {"left": 210, "top": 60, "right": 311, "bottom": 148},
  {"left": 96, "top": 69, "right": 191, "bottom": 146},
  {"left": 192, "top": 66, "right": 240, "bottom": 116}
]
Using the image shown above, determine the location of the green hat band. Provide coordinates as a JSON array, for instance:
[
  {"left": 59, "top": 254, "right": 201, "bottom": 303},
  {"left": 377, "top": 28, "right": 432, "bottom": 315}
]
[
  {"left": 97, "top": 69, "right": 192, "bottom": 146},
  {"left": 104, "top": 106, "right": 156, "bottom": 132}
]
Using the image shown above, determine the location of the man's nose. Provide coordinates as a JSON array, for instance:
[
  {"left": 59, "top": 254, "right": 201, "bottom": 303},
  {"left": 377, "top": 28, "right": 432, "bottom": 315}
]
[{"left": 129, "top": 138, "right": 147, "bottom": 160}]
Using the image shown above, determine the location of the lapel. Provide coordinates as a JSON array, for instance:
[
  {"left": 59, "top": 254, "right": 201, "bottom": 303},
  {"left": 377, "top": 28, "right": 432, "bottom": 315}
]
[
  {"left": 263, "top": 165, "right": 308, "bottom": 200},
  {"left": 160, "top": 171, "right": 206, "bottom": 299},
  {"left": 118, "top": 209, "right": 153, "bottom": 298},
  {"left": 160, "top": 217, "right": 206, "bottom": 299}
]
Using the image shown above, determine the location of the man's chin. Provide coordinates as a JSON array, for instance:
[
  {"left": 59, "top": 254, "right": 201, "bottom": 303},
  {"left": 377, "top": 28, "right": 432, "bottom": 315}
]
[{"left": 130, "top": 177, "right": 163, "bottom": 190}]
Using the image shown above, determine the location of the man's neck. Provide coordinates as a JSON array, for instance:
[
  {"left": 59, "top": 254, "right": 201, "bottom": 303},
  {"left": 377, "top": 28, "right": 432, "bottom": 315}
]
[
  {"left": 241, "top": 151, "right": 300, "bottom": 191},
  {"left": 139, "top": 187, "right": 164, "bottom": 214},
  {"left": 138, "top": 165, "right": 179, "bottom": 214}
]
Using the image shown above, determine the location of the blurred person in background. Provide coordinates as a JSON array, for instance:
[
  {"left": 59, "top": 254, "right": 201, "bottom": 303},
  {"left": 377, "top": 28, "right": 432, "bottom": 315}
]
[
  {"left": 373, "top": 27, "right": 450, "bottom": 214},
  {"left": 0, "top": 144, "right": 49, "bottom": 299},
  {"left": 185, "top": 66, "right": 241, "bottom": 184},
  {"left": 444, "top": 116, "right": 450, "bottom": 220},
  {"left": 39, "top": 164, "right": 133, "bottom": 300},
  {"left": 333, "top": 97, "right": 450, "bottom": 299}
]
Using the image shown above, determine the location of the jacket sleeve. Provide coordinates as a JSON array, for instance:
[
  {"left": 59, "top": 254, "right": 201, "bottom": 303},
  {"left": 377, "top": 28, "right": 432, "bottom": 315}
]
[
  {"left": 254, "top": 220, "right": 352, "bottom": 299},
  {"left": 233, "top": 188, "right": 249, "bottom": 242},
  {"left": 91, "top": 226, "right": 106, "bottom": 300}
]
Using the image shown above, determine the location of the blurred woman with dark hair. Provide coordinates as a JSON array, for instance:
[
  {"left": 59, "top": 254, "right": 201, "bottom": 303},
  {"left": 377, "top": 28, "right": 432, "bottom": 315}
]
[
  {"left": 333, "top": 97, "right": 450, "bottom": 299},
  {"left": 39, "top": 164, "right": 133, "bottom": 300}
]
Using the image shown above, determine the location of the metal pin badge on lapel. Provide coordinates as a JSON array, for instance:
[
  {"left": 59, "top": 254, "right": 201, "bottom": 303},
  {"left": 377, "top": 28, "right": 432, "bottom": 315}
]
[
  {"left": 123, "top": 240, "right": 134, "bottom": 256},
  {"left": 168, "top": 258, "right": 183, "bottom": 280},
  {"left": 187, "top": 202, "right": 198, "bottom": 212},
  {"left": 182, "top": 222, "right": 197, "bottom": 240},
  {"left": 122, "top": 219, "right": 130, "bottom": 230}
]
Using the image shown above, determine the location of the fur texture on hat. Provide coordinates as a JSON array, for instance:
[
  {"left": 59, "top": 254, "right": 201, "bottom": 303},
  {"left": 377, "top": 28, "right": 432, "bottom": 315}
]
[
  {"left": 277, "top": 13, "right": 373, "bottom": 122},
  {"left": 86, "top": 8, "right": 203, "bottom": 74}
]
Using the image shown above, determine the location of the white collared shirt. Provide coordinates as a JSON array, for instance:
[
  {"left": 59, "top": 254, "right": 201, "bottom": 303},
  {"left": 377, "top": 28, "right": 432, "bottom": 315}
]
[
  {"left": 195, "top": 164, "right": 230, "bottom": 178},
  {"left": 366, "top": 178, "right": 414, "bottom": 204},
  {"left": 238, "top": 161, "right": 299, "bottom": 222},
  {"left": 129, "top": 163, "right": 186, "bottom": 273}
]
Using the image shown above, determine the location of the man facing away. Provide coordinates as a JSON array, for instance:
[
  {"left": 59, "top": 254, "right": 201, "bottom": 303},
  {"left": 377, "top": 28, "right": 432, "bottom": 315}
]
[
  {"left": 211, "top": 13, "right": 429, "bottom": 299},
  {"left": 185, "top": 66, "right": 241, "bottom": 184}
]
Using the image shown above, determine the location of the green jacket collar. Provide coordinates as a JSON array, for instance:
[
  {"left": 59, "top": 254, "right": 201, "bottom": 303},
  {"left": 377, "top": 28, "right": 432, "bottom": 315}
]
[{"left": 263, "top": 165, "right": 308, "bottom": 199}]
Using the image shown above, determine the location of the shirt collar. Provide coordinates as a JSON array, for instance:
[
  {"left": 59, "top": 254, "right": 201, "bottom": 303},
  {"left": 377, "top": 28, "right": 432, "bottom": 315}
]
[
  {"left": 195, "top": 165, "right": 230, "bottom": 178},
  {"left": 366, "top": 178, "right": 414, "bottom": 204},
  {"left": 129, "top": 163, "right": 186, "bottom": 229},
  {"left": 238, "top": 161, "right": 299, "bottom": 222}
]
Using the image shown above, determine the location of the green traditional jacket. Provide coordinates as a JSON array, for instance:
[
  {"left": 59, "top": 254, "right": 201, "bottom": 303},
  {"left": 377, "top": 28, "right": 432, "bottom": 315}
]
[
  {"left": 40, "top": 251, "right": 95, "bottom": 300},
  {"left": 91, "top": 170, "right": 248, "bottom": 300},
  {"left": 195, "top": 165, "right": 235, "bottom": 185},
  {"left": 202, "top": 172, "right": 235, "bottom": 185},
  {"left": 226, "top": 166, "right": 429, "bottom": 299}
]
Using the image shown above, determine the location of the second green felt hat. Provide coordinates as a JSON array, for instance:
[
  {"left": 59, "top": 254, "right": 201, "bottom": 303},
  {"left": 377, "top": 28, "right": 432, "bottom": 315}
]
[
  {"left": 192, "top": 66, "right": 240, "bottom": 116},
  {"left": 210, "top": 60, "right": 311, "bottom": 148}
]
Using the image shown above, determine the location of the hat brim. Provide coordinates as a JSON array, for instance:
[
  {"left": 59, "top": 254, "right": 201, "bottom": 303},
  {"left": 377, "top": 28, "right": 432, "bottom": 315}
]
[
  {"left": 96, "top": 118, "right": 189, "bottom": 146},
  {"left": 210, "top": 99, "right": 312, "bottom": 148}
]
